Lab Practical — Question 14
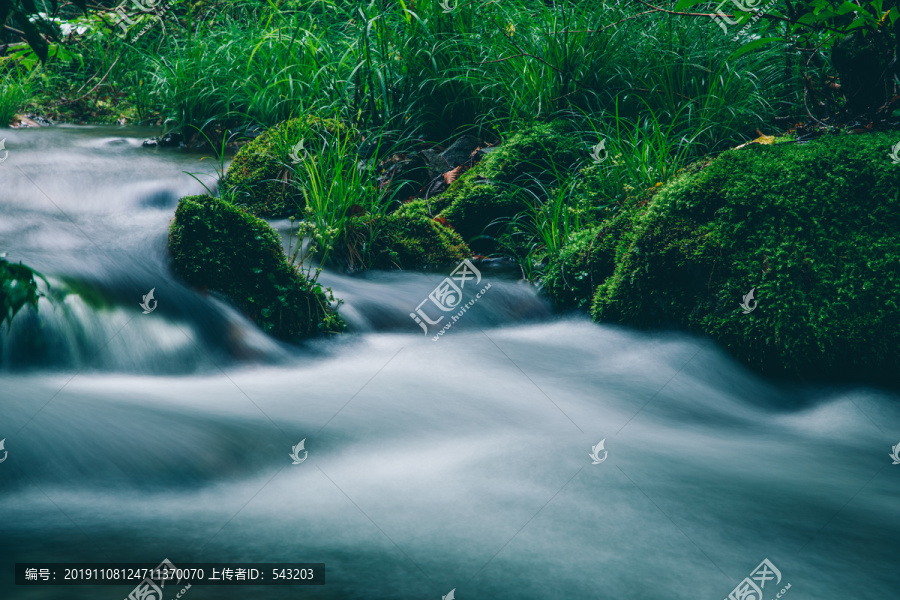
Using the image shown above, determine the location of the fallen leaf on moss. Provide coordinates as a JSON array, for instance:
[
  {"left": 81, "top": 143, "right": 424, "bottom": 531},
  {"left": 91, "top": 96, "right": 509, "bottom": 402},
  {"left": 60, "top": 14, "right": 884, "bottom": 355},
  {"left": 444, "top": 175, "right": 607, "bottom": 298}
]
[{"left": 443, "top": 165, "right": 465, "bottom": 186}]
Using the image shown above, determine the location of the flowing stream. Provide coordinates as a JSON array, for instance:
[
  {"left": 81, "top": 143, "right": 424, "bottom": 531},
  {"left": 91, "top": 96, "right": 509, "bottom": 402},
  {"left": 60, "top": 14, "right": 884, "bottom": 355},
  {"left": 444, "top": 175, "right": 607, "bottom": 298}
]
[{"left": 1, "top": 126, "right": 898, "bottom": 600}]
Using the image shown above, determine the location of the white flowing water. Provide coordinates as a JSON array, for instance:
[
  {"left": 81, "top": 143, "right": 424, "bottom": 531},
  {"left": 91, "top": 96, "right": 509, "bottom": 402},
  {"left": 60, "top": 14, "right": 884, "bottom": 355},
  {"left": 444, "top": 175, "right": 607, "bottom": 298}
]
[{"left": 1, "top": 127, "right": 898, "bottom": 600}]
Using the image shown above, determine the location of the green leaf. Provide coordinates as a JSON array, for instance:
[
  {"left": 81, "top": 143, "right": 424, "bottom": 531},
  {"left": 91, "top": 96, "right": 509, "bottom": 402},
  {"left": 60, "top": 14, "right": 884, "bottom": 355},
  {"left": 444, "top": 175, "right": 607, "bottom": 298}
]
[
  {"left": 728, "top": 37, "right": 782, "bottom": 60},
  {"left": 18, "top": 15, "right": 49, "bottom": 63},
  {"left": 673, "top": 0, "right": 706, "bottom": 9}
]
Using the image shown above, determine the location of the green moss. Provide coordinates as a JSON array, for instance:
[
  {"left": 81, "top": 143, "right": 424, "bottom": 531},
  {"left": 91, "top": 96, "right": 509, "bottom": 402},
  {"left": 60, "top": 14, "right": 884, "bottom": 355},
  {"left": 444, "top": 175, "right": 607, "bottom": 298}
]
[
  {"left": 1, "top": 255, "right": 46, "bottom": 332},
  {"left": 541, "top": 228, "right": 617, "bottom": 311},
  {"left": 589, "top": 132, "right": 900, "bottom": 383},
  {"left": 168, "top": 194, "right": 345, "bottom": 339},
  {"left": 223, "top": 116, "right": 350, "bottom": 219},
  {"left": 334, "top": 204, "right": 471, "bottom": 270},
  {"left": 437, "top": 121, "right": 583, "bottom": 247},
  {"left": 438, "top": 172, "right": 525, "bottom": 245},
  {"left": 475, "top": 120, "right": 582, "bottom": 183},
  {"left": 376, "top": 211, "right": 471, "bottom": 269}
]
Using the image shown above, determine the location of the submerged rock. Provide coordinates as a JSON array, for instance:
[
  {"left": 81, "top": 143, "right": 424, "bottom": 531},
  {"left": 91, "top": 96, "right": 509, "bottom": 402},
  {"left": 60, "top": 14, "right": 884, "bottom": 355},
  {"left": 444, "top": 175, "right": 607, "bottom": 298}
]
[{"left": 168, "top": 194, "right": 345, "bottom": 339}]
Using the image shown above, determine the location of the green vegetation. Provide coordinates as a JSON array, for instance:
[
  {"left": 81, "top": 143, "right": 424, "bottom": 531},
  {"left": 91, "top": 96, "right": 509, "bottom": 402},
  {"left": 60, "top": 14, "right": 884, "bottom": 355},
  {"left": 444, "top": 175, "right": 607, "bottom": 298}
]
[
  {"left": 5, "top": 0, "right": 900, "bottom": 379},
  {"left": 575, "top": 133, "right": 900, "bottom": 383},
  {"left": 0, "top": 254, "right": 47, "bottom": 332},
  {"left": 169, "top": 194, "right": 344, "bottom": 339},
  {"left": 223, "top": 115, "right": 350, "bottom": 218},
  {"left": 365, "top": 209, "right": 471, "bottom": 270}
]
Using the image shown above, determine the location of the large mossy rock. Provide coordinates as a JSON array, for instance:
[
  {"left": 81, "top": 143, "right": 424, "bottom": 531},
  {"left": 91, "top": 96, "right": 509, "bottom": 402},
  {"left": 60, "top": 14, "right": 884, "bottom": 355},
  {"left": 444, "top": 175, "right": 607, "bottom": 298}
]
[
  {"left": 169, "top": 194, "right": 345, "bottom": 339},
  {"left": 222, "top": 116, "right": 349, "bottom": 218},
  {"left": 438, "top": 121, "right": 583, "bottom": 248},
  {"left": 589, "top": 133, "right": 900, "bottom": 383}
]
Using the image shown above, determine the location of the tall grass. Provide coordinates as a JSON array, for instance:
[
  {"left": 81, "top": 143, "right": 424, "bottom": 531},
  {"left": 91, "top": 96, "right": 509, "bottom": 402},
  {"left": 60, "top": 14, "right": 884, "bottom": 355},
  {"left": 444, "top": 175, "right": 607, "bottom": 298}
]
[
  {"left": 294, "top": 129, "right": 401, "bottom": 272},
  {"left": 0, "top": 70, "right": 34, "bottom": 125}
]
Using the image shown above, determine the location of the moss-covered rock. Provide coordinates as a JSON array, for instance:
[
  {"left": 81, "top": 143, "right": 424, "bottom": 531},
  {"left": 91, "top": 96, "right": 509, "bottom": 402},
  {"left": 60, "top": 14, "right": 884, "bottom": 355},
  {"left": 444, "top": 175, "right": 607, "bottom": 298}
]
[
  {"left": 437, "top": 170, "right": 525, "bottom": 247},
  {"left": 437, "top": 121, "right": 583, "bottom": 248},
  {"left": 473, "top": 120, "right": 582, "bottom": 183},
  {"left": 169, "top": 194, "right": 345, "bottom": 339},
  {"left": 223, "top": 116, "right": 349, "bottom": 219},
  {"left": 374, "top": 210, "right": 471, "bottom": 269},
  {"left": 541, "top": 228, "right": 617, "bottom": 311},
  {"left": 333, "top": 203, "right": 471, "bottom": 270},
  {"left": 589, "top": 132, "right": 900, "bottom": 383}
]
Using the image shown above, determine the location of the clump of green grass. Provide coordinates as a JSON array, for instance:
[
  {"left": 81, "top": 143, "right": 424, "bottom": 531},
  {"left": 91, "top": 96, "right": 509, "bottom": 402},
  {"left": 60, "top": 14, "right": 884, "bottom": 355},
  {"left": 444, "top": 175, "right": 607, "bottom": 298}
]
[{"left": 0, "top": 69, "right": 35, "bottom": 125}]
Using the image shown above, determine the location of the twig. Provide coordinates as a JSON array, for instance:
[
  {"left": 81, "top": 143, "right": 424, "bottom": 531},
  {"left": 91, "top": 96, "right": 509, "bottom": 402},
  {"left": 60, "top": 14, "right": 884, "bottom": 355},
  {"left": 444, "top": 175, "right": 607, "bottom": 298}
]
[
  {"left": 61, "top": 52, "right": 123, "bottom": 105},
  {"left": 485, "top": 16, "right": 563, "bottom": 74}
]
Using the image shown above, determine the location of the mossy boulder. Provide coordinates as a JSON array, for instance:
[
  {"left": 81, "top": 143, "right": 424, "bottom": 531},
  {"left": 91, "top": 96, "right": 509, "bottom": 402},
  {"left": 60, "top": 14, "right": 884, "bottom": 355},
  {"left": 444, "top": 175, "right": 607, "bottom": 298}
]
[
  {"left": 169, "top": 194, "right": 345, "bottom": 339},
  {"left": 473, "top": 120, "right": 582, "bottom": 183},
  {"left": 437, "top": 171, "right": 525, "bottom": 247},
  {"left": 333, "top": 202, "right": 471, "bottom": 270},
  {"left": 223, "top": 116, "right": 350, "bottom": 218},
  {"left": 589, "top": 132, "right": 900, "bottom": 383},
  {"left": 373, "top": 210, "right": 471, "bottom": 269},
  {"left": 437, "top": 121, "right": 584, "bottom": 248}
]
